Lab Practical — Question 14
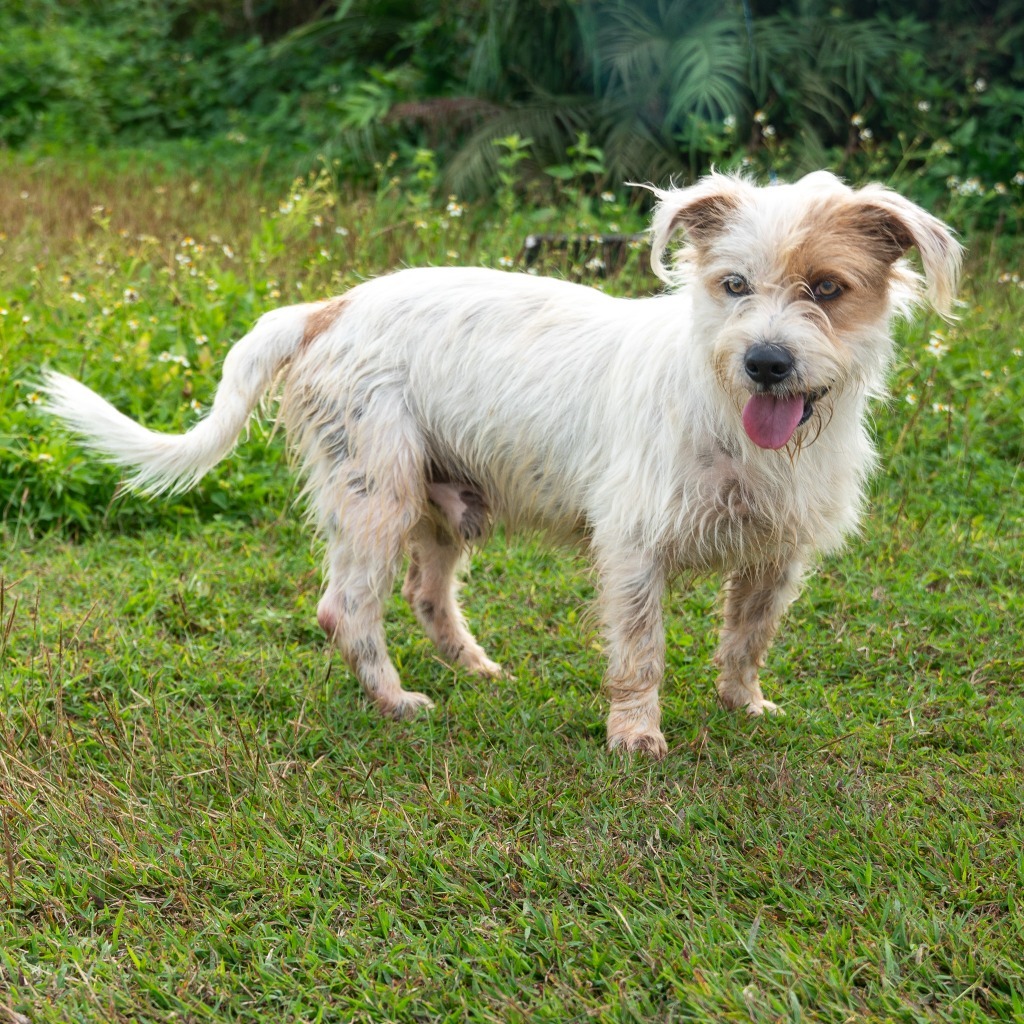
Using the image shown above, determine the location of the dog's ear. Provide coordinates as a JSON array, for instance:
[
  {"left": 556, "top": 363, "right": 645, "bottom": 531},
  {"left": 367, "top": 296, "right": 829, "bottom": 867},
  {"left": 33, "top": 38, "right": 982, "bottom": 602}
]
[
  {"left": 637, "top": 174, "right": 750, "bottom": 285},
  {"left": 851, "top": 185, "right": 964, "bottom": 317}
]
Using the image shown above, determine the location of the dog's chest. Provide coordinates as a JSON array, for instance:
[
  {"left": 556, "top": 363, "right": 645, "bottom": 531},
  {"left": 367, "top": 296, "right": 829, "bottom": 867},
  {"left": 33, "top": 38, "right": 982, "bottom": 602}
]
[
  {"left": 671, "top": 443, "right": 810, "bottom": 568},
  {"left": 699, "top": 443, "right": 760, "bottom": 517}
]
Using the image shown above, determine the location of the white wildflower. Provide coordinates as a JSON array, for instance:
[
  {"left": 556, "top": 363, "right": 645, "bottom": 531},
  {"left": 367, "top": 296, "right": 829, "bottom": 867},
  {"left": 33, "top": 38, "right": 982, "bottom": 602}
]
[
  {"left": 157, "top": 351, "right": 190, "bottom": 367},
  {"left": 926, "top": 332, "right": 949, "bottom": 358}
]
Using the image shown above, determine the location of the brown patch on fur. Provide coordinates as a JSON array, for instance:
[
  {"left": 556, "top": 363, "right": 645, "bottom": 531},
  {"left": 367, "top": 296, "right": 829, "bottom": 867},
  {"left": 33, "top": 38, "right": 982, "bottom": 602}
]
[
  {"left": 301, "top": 296, "right": 348, "bottom": 350},
  {"left": 784, "top": 199, "right": 898, "bottom": 338},
  {"left": 673, "top": 190, "right": 744, "bottom": 243},
  {"left": 456, "top": 488, "right": 489, "bottom": 540}
]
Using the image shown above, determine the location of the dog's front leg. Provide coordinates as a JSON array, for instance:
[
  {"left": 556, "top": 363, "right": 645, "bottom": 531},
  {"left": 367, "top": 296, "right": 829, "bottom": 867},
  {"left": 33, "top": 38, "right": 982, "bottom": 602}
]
[
  {"left": 598, "top": 551, "right": 668, "bottom": 758},
  {"left": 714, "top": 559, "right": 805, "bottom": 715}
]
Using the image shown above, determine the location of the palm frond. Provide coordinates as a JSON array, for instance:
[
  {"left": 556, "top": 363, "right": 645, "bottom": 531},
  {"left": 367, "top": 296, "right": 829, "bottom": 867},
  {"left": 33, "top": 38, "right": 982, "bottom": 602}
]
[
  {"left": 664, "top": 23, "right": 748, "bottom": 127},
  {"left": 443, "top": 97, "right": 602, "bottom": 197}
]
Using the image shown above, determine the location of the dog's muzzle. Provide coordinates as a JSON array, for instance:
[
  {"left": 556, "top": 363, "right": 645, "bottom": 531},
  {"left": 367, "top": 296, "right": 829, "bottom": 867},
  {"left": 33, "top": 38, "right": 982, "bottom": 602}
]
[{"left": 741, "top": 343, "right": 830, "bottom": 449}]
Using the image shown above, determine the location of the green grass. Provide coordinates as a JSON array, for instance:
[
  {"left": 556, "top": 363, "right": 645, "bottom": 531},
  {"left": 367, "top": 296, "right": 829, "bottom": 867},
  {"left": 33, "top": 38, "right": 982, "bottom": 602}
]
[{"left": 1, "top": 151, "right": 1023, "bottom": 1022}]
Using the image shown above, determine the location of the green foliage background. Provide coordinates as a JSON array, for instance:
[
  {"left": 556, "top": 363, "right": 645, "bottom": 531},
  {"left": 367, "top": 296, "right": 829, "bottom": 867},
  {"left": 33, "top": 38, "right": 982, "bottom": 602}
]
[{"left": 1, "top": 0, "right": 1021, "bottom": 207}]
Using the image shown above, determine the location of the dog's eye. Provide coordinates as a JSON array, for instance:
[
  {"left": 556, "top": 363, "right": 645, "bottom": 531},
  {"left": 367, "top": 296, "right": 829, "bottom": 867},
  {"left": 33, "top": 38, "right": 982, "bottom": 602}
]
[
  {"left": 723, "top": 275, "right": 751, "bottom": 297},
  {"left": 813, "top": 279, "right": 842, "bottom": 301}
]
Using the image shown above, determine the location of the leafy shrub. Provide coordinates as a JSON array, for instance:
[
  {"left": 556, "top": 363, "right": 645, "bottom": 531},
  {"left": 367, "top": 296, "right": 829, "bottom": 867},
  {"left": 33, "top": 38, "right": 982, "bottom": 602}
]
[{"left": 2, "top": 2, "right": 1020, "bottom": 205}]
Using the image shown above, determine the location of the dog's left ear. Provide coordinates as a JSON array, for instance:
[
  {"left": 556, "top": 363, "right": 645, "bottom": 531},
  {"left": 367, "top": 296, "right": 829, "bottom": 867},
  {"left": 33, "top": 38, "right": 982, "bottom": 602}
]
[
  {"left": 851, "top": 185, "right": 964, "bottom": 317},
  {"left": 640, "top": 174, "right": 752, "bottom": 285}
]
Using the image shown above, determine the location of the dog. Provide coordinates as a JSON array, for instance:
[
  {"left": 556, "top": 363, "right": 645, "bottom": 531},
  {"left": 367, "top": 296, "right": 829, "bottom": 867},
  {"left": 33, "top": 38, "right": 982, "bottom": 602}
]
[{"left": 42, "top": 171, "right": 961, "bottom": 758}]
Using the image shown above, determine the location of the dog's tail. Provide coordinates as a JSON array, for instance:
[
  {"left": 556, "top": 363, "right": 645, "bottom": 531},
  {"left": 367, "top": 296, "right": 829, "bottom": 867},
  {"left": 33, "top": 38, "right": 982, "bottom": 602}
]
[{"left": 42, "top": 304, "right": 314, "bottom": 496}]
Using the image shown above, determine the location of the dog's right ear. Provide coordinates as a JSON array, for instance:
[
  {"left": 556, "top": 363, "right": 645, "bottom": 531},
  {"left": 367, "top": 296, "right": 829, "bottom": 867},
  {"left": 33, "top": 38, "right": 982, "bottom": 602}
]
[{"left": 636, "top": 174, "right": 750, "bottom": 285}]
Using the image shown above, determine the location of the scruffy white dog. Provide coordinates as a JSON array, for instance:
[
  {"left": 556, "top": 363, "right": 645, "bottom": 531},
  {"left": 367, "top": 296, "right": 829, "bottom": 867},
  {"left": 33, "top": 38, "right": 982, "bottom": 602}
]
[{"left": 43, "top": 171, "right": 961, "bottom": 757}]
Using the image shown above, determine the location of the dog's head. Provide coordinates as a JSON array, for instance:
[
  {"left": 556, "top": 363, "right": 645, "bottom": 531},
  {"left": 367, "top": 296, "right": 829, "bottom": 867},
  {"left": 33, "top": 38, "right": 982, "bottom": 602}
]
[{"left": 646, "top": 171, "right": 962, "bottom": 451}]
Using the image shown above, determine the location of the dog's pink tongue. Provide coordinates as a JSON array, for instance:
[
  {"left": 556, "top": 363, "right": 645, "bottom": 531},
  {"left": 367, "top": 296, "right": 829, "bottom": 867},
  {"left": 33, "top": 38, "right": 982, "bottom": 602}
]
[{"left": 742, "top": 394, "right": 805, "bottom": 449}]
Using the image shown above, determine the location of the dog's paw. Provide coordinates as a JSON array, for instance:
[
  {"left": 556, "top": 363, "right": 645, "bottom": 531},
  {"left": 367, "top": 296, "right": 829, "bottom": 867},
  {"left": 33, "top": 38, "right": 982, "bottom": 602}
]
[
  {"left": 380, "top": 690, "right": 435, "bottom": 721},
  {"left": 745, "top": 698, "right": 784, "bottom": 717},
  {"left": 465, "top": 654, "right": 504, "bottom": 679},
  {"left": 716, "top": 676, "right": 783, "bottom": 716},
  {"left": 607, "top": 728, "right": 668, "bottom": 760}
]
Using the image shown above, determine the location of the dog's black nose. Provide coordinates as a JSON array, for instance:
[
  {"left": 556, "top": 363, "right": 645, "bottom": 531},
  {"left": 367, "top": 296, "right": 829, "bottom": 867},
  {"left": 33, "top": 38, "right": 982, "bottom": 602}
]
[{"left": 744, "top": 343, "right": 795, "bottom": 387}]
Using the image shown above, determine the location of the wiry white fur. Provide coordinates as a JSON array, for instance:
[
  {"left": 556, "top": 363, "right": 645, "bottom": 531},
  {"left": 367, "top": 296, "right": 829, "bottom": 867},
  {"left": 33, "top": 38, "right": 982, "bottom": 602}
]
[{"left": 42, "top": 171, "right": 962, "bottom": 758}]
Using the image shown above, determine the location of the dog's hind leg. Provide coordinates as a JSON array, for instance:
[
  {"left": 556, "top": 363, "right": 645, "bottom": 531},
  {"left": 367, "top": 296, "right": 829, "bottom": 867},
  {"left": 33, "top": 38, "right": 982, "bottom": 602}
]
[
  {"left": 597, "top": 549, "right": 668, "bottom": 758},
  {"left": 714, "top": 559, "right": 804, "bottom": 715},
  {"left": 319, "top": 535, "right": 435, "bottom": 720},
  {"left": 402, "top": 519, "right": 502, "bottom": 678},
  {"left": 313, "top": 400, "right": 434, "bottom": 720}
]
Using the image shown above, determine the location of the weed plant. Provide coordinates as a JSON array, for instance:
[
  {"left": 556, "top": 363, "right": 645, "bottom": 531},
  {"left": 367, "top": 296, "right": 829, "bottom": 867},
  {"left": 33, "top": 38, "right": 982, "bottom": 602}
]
[{"left": 0, "top": 148, "right": 1022, "bottom": 1021}]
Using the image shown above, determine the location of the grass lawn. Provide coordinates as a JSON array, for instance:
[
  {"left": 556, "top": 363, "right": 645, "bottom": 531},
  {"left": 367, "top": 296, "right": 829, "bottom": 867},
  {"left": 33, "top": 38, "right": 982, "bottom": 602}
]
[{"left": 1, "top": 152, "right": 1023, "bottom": 1022}]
